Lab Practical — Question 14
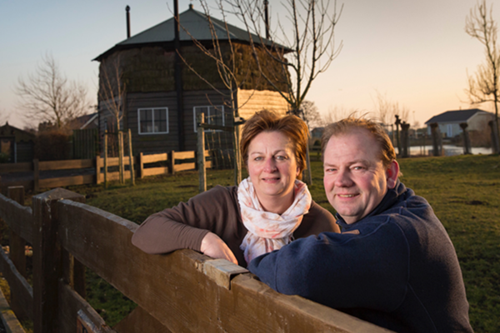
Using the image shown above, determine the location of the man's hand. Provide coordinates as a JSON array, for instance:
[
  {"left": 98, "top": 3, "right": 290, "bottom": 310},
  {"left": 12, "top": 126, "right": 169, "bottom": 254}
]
[{"left": 200, "top": 232, "right": 238, "bottom": 265}]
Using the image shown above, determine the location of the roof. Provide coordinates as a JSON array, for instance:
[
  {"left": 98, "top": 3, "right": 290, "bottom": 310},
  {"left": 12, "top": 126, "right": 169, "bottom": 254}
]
[
  {"left": 0, "top": 122, "right": 36, "bottom": 142},
  {"left": 94, "top": 5, "right": 288, "bottom": 61},
  {"left": 67, "top": 113, "right": 98, "bottom": 130},
  {"left": 424, "top": 109, "right": 491, "bottom": 124}
]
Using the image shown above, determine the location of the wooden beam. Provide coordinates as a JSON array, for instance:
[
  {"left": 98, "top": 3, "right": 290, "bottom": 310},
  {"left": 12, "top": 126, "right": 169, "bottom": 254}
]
[
  {"left": 141, "top": 153, "right": 168, "bottom": 164},
  {"left": 58, "top": 282, "right": 115, "bottom": 333},
  {"left": 32, "top": 188, "right": 86, "bottom": 333},
  {"left": 39, "top": 159, "right": 94, "bottom": 171},
  {"left": 113, "top": 307, "right": 171, "bottom": 333},
  {"left": 0, "top": 249, "right": 33, "bottom": 321},
  {"left": 7, "top": 187, "right": 28, "bottom": 321},
  {"left": 56, "top": 200, "right": 390, "bottom": 333},
  {"left": 0, "top": 163, "right": 32, "bottom": 173},
  {"left": 38, "top": 175, "right": 94, "bottom": 190},
  {"left": 0, "top": 194, "right": 33, "bottom": 244},
  {"left": 0, "top": 287, "right": 26, "bottom": 333}
]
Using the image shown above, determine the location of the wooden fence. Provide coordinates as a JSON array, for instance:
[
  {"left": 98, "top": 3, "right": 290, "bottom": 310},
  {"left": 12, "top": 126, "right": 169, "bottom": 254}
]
[
  {"left": 0, "top": 150, "right": 212, "bottom": 193},
  {"left": 0, "top": 186, "right": 390, "bottom": 333}
]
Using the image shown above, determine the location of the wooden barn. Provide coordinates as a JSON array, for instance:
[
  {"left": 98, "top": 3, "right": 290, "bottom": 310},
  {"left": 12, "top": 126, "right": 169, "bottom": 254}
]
[
  {"left": 0, "top": 122, "right": 35, "bottom": 163},
  {"left": 94, "top": 4, "right": 290, "bottom": 155}
]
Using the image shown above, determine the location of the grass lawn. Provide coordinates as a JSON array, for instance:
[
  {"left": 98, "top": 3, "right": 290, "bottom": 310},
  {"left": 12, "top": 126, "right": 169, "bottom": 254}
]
[{"left": 25, "top": 154, "right": 500, "bottom": 331}]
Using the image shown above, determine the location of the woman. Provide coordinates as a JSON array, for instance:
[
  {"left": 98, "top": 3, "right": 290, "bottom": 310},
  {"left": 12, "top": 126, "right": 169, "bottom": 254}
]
[{"left": 132, "top": 110, "right": 340, "bottom": 267}]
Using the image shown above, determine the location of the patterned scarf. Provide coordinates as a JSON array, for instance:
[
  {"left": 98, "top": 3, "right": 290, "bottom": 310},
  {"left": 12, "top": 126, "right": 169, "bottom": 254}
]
[{"left": 238, "top": 177, "right": 312, "bottom": 264}]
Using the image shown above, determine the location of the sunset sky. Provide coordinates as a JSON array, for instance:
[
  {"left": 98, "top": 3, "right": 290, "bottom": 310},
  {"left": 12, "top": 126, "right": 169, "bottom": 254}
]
[{"left": 1, "top": 0, "right": 497, "bottom": 129}]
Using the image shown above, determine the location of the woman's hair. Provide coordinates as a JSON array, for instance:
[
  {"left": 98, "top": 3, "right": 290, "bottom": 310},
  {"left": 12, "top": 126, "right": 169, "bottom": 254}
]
[
  {"left": 240, "top": 110, "right": 309, "bottom": 179},
  {"left": 321, "top": 116, "right": 396, "bottom": 168}
]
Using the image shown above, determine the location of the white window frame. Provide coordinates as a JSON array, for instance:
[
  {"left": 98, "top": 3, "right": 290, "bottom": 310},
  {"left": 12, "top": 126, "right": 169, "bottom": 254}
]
[
  {"left": 138, "top": 107, "right": 169, "bottom": 135},
  {"left": 193, "top": 105, "right": 225, "bottom": 132}
]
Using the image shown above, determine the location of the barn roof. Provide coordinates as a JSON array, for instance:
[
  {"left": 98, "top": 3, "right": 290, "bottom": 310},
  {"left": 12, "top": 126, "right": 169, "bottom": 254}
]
[
  {"left": 94, "top": 5, "right": 288, "bottom": 61},
  {"left": 424, "top": 109, "right": 491, "bottom": 124}
]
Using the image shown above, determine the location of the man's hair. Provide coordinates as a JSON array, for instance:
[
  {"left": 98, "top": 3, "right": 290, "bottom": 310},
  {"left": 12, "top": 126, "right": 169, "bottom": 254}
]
[
  {"left": 240, "top": 110, "right": 309, "bottom": 179},
  {"left": 321, "top": 116, "right": 396, "bottom": 167}
]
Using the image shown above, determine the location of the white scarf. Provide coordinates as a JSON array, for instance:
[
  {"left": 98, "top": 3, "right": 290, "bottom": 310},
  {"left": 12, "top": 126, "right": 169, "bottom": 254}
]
[{"left": 238, "top": 177, "right": 312, "bottom": 264}]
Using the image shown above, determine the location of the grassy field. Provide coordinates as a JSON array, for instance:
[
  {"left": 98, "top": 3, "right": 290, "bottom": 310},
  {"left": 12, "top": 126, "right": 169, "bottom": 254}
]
[{"left": 9, "top": 154, "right": 500, "bottom": 331}]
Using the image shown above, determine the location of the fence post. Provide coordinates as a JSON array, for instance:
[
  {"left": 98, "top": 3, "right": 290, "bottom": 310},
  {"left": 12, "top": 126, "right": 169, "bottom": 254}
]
[
  {"left": 197, "top": 113, "right": 206, "bottom": 193},
  {"left": 460, "top": 123, "right": 471, "bottom": 155},
  {"left": 139, "top": 152, "right": 144, "bottom": 179},
  {"left": 128, "top": 129, "right": 135, "bottom": 186},
  {"left": 170, "top": 150, "right": 176, "bottom": 175},
  {"left": 119, "top": 131, "right": 124, "bottom": 184},
  {"left": 7, "top": 186, "right": 28, "bottom": 321},
  {"left": 32, "top": 188, "right": 86, "bottom": 333},
  {"left": 430, "top": 123, "right": 441, "bottom": 156},
  {"left": 95, "top": 156, "right": 102, "bottom": 185},
  {"left": 33, "top": 159, "right": 39, "bottom": 192},
  {"left": 104, "top": 131, "right": 108, "bottom": 188},
  {"left": 488, "top": 120, "right": 500, "bottom": 154}
]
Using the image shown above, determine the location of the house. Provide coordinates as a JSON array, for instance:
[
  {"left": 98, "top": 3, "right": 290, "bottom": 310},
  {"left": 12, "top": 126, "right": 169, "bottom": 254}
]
[
  {"left": 424, "top": 109, "right": 495, "bottom": 138},
  {"left": 67, "top": 113, "right": 99, "bottom": 130},
  {"left": 0, "top": 122, "right": 35, "bottom": 163},
  {"left": 94, "top": 4, "right": 290, "bottom": 155}
]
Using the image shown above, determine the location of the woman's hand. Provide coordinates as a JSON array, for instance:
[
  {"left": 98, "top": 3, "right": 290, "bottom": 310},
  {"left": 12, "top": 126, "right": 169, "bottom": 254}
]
[{"left": 200, "top": 232, "right": 238, "bottom": 265}]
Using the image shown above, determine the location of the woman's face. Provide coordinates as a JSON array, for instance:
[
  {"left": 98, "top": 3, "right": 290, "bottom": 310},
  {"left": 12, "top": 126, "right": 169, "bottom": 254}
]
[{"left": 247, "top": 131, "right": 300, "bottom": 209}]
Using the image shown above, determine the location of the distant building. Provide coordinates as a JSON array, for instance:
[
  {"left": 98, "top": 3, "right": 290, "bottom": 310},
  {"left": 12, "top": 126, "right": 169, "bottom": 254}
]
[
  {"left": 0, "top": 122, "right": 35, "bottom": 163},
  {"left": 311, "top": 127, "right": 324, "bottom": 140},
  {"left": 424, "top": 109, "right": 494, "bottom": 138},
  {"left": 94, "top": 5, "right": 291, "bottom": 155}
]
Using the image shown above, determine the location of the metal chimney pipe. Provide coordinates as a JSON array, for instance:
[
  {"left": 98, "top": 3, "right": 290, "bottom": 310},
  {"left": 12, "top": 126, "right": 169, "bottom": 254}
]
[
  {"left": 264, "top": 0, "right": 269, "bottom": 39},
  {"left": 126, "top": 5, "right": 131, "bottom": 38}
]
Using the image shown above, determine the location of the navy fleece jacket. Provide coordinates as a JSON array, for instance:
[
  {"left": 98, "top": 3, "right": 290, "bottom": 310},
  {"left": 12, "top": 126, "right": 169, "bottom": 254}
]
[{"left": 248, "top": 181, "right": 473, "bottom": 333}]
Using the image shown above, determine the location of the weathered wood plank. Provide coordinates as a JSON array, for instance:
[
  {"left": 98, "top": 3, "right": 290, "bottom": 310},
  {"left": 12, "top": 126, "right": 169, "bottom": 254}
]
[
  {"left": 113, "top": 307, "right": 171, "bottom": 333},
  {"left": 141, "top": 167, "right": 169, "bottom": 177},
  {"left": 141, "top": 153, "right": 168, "bottom": 164},
  {"left": 173, "top": 151, "right": 195, "bottom": 160},
  {"left": 39, "top": 159, "right": 94, "bottom": 171},
  {"left": 0, "top": 195, "right": 33, "bottom": 244},
  {"left": 6, "top": 187, "right": 28, "bottom": 321},
  {"left": 0, "top": 180, "right": 33, "bottom": 194},
  {"left": 39, "top": 174, "right": 94, "bottom": 189},
  {"left": 0, "top": 163, "right": 32, "bottom": 173},
  {"left": 32, "top": 188, "right": 86, "bottom": 333},
  {"left": 0, "top": 249, "right": 33, "bottom": 321},
  {"left": 174, "top": 163, "right": 195, "bottom": 172},
  {"left": 58, "top": 282, "right": 115, "bottom": 333},
  {"left": 0, "top": 287, "right": 26, "bottom": 333},
  {"left": 56, "top": 200, "right": 391, "bottom": 333}
]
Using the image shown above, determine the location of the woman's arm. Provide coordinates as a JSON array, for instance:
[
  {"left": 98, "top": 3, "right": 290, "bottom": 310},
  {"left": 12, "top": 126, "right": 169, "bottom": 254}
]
[{"left": 131, "top": 186, "right": 240, "bottom": 264}]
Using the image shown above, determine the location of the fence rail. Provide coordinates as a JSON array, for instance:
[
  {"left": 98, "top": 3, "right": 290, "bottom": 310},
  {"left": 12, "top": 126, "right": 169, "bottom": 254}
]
[
  {"left": 0, "top": 186, "right": 390, "bottom": 332},
  {"left": 0, "top": 149, "right": 212, "bottom": 193}
]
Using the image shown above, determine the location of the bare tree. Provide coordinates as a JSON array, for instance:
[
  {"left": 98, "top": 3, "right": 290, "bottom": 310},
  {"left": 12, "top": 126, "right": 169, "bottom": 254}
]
[
  {"left": 98, "top": 54, "right": 127, "bottom": 184},
  {"left": 323, "top": 105, "right": 361, "bottom": 124},
  {"left": 299, "top": 100, "right": 323, "bottom": 129},
  {"left": 15, "top": 53, "right": 91, "bottom": 128},
  {"left": 176, "top": 0, "right": 274, "bottom": 185},
  {"left": 373, "top": 91, "right": 411, "bottom": 125},
  {"left": 228, "top": 0, "right": 342, "bottom": 184},
  {"left": 465, "top": 0, "right": 500, "bottom": 151},
  {"left": 231, "top": 0, "right": 342, "bottom": 113}
]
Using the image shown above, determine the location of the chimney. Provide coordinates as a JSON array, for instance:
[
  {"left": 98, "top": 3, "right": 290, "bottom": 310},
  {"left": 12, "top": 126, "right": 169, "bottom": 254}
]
[
  {"left": 264, "top": 0, "right": 269, "bottom": 39},
  {"left": 126, "top": 5, "right": 131, "bottom": 38}
]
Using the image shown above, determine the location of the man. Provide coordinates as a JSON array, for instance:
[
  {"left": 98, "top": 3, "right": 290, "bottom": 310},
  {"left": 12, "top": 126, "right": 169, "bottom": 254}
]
[{"left": 248, "top": 117, "right": 473, "bottom": 333}]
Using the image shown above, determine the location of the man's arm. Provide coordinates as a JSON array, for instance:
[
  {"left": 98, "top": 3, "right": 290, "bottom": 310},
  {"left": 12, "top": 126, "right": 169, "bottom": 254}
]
[{"left": 249, "top": 225, "right": 410, "bottom": 311}]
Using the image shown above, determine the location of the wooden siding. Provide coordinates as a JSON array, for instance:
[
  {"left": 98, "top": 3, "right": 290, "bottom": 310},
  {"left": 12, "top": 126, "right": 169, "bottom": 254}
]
[{"left": 237, "top": 89, "right": 289, "bottom": 120}]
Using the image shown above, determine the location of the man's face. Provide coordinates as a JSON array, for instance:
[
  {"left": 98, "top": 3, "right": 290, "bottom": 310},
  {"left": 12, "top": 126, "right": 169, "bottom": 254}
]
[{"left": 323, "top": 128, "right": 399, "bottom": 224}]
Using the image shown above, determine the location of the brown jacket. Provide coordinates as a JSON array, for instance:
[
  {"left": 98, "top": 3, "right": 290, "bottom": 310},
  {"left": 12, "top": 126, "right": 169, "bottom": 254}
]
[{"left": 132, "top": 185, "right": 339, "bottom": 267}]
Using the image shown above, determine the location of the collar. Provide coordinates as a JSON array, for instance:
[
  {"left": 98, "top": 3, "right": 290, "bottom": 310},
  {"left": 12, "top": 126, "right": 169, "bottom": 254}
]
[{"left": 336, "top": 180, "right": 407, "bottom": 229}]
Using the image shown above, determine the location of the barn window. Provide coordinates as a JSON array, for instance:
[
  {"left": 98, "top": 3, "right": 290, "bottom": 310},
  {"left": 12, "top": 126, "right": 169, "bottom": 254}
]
[
  {"left": 138, "top": 108, "right": 168, "bottom": 134},
  {"left": 193, "top": 105, "right": 225, "bottom": 132}
]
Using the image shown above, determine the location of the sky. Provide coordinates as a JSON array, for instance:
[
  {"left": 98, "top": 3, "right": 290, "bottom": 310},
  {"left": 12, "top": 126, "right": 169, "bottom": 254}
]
[{"left": 1, "top": 0, "right": 498, "bottom": 129}]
